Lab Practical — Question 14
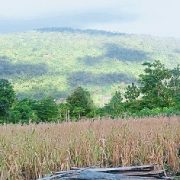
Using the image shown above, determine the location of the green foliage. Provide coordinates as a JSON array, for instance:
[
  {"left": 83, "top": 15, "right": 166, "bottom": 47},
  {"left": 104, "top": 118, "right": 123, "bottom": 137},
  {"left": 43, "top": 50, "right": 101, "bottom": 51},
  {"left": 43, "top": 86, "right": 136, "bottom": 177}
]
[
  {"left": 9, "top": 99, "right": 37, "bottom": 124},
  {"left": 58, "top": 103, "right": 70, "bottom": 121},
  {"left": 131, "top": 107, "right": 180, "bottom": 118},
  {"left": 33, "top": 97, "right": 59, "bottom": 122},
  {"left": 139, "top": 61, "right": 173, "bottom": 108},
  {"left": 124, "top": 83, "right": 140, "bottom": 102},
  {"left": 0, "top": 79, "right": 16, "bottom": 117},
  {"left": 0, "top": 29, "right": 179, "bottom": 106},
  {"left": 104, "top": 91, "right": 124, "bottom": 118},
  {"left": 67, "top": 87, "right": 94, "bottom": 119},
  {"left": 103, "top": 61, "right": 180, "bottom": 118},
  {"left": 0, "top": 54, "right": 179, "bottom": 123},
  {"left": 169, "top": 65, "right": 180, "bottom": 110},
  {"left": 169, "top": 65, "right": 180, "bottom": 94}
]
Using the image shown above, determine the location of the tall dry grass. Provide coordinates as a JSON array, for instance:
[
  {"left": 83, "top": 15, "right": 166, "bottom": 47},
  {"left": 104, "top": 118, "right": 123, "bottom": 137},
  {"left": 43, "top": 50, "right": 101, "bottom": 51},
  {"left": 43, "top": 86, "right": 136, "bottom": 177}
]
[{"left": 0, "top": 116, "right": 179, "bottom": 179}]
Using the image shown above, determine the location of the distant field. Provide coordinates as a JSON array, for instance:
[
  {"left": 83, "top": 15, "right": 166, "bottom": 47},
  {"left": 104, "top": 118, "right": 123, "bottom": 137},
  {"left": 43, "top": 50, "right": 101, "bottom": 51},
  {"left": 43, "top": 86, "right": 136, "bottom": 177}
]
[
  {"left": 0, "top": 116, "right": 179, "bottom": 179},
  {"left": 0, "top": 29, "right": 180, "bottom": 105}
]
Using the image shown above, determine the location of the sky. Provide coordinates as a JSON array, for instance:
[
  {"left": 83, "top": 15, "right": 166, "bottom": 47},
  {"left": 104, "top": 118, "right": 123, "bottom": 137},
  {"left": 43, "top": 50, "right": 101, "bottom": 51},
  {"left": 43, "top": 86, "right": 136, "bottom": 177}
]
[{"left": 0, "top": 0, "right": 180, "bottom": 37}]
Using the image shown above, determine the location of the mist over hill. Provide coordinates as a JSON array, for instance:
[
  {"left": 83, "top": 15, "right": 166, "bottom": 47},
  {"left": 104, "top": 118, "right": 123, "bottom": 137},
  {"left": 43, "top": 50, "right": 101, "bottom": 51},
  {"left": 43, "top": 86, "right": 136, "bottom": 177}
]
[
  {"left": 0, "top": 28, "right": 180, "bottom": 105},
  {"left": 0, "top": 10, "right": 136, "bottom": 34}
]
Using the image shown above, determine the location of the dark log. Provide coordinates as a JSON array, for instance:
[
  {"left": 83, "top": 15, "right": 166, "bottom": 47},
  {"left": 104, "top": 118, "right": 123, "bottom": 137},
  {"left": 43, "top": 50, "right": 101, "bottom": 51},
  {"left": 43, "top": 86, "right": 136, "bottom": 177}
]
[
  {"left": 40, "top": 170, "right": 158, "bottom": 180},
  {"left": 70, "top": 164, "right": 155, "bottom": 173},
  {"left": 38, "top": 165, "right": 173, "bottom": 180}
]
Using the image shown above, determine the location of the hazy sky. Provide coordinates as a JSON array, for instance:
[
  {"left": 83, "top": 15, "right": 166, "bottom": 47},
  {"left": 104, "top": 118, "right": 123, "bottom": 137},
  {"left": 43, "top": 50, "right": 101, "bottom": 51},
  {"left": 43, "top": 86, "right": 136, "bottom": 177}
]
[{"left": 0, "top": 0, "right": 180, "bottom": 37}]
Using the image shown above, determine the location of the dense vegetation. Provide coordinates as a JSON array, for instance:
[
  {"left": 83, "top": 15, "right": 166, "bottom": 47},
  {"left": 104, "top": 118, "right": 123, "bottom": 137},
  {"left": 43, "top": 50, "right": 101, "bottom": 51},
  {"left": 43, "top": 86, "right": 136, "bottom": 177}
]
[
  {"left": 0, "top": 28, "right": 180, "bottom": 105},
  {"left": 0, "top": 61, "right": 179, "bottom": 123}
]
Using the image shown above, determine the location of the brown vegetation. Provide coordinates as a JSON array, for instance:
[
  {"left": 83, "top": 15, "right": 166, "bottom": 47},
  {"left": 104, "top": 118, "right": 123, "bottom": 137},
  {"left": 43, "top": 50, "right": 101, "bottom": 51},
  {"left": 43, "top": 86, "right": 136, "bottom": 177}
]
[{"left": 0, "top": 116, "right": 179, "bottom": 179}]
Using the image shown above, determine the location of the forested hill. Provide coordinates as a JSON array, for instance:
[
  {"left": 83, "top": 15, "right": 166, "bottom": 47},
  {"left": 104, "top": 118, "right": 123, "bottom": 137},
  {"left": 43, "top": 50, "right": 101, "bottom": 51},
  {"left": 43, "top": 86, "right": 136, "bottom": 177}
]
[
  {"left": 0, "top": 28, "right": 180, "bottom": 105},
  {"left": 37, "top": 27, "right": 127, "bottom": 36}
]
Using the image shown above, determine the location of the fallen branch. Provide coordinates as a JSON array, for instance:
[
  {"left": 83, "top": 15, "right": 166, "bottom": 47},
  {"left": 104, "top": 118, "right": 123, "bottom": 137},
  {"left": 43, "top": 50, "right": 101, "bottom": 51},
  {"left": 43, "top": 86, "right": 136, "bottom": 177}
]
[{"left": 39, "top": 165, "right": 173, "bottom": 180}]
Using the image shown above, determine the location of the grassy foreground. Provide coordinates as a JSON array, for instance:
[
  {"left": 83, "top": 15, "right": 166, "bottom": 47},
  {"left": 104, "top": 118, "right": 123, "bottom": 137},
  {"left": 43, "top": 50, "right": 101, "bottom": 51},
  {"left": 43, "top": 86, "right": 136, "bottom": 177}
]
[{"left": 0, "top": 117, "right": 180, "bottom": 179}]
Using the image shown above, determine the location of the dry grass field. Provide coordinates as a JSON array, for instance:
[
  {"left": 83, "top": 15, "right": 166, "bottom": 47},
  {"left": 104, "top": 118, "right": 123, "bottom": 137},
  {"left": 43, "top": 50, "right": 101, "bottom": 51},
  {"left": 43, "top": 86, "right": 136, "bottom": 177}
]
[{"left": 0, "top": 116, "right": 180, "bottom": 179}]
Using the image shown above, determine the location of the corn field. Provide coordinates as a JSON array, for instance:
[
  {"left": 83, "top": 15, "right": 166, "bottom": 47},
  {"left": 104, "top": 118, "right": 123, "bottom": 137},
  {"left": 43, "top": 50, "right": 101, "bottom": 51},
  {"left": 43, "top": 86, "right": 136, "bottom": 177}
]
[{"left": 0, "top": 116, "right": 180, "bottom": 179}]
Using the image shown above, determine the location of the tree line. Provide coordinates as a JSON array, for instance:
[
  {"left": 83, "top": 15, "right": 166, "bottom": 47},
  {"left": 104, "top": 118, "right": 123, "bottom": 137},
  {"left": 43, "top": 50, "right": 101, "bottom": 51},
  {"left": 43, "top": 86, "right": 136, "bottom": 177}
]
[{"left": 0, "top": 61, "right": 179, "bottom": 124}]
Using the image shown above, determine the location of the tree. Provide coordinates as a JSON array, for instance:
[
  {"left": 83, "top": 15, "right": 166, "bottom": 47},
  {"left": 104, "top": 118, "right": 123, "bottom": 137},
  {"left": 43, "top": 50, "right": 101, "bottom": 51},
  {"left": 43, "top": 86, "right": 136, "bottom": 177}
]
[
  {"left": 123, "top": 83, "right": 141, "bottom": 114},
  {"left": 0, "top": 79, "right": 16, "bottom": 117},
  {"left": 58, "top": 103, "right": 70, "bottom": 122},
  {"left": 34, "top": 97, "right": 59, "bottom": 122},
  {"left": 169, "top": 65, "right": 180, "bottom": 93},
  {"left": 105, "top": 91, "right": 124, "bottom": 118},
  {"left": 66, "top": 87, "right": 94, "bottom": 119},
  {"left": 124, "top": 83, "right": 140, "bottom": 102},
  {"left": 9, "top": 99, "right": 38, "bottom": 124},
  {"left": 139, "top": 61, "right": 172, "bottom": 108},
  {"left": 169, "top": 65, "right": 180, "bottom": 110}
]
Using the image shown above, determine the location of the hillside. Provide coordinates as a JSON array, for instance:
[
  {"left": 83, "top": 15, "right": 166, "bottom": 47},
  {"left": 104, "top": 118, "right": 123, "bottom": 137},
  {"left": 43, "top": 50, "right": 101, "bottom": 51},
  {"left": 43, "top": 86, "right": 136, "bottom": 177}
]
[{"left": 0, "top": 28, "right": 180, "bottom": 105}]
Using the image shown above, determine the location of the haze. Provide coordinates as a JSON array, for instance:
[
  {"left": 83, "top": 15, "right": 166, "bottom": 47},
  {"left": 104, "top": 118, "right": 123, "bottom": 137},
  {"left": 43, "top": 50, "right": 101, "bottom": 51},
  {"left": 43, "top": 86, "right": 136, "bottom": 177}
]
[{"left": 0, "top": 0, "right": 180, "bottom": 37}]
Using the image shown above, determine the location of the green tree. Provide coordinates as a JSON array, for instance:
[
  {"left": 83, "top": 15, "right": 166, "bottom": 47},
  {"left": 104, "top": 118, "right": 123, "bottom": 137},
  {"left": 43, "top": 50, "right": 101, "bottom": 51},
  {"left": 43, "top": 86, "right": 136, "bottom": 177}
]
[
  {"left": 67, "top": 87, "right": 94, "bottom": 119},
  {"left": 169, "top": 65, "right": 180, "bottom": 94},
  {"left": 0, "top": 79, "right": 16, "bottom": 118},
  {"left": 124, "top": 83, "right": 140, "bottom": 102},
  {"left": 9, "top": 99, "right": 38, "bottom": 124},
  {"left": 123, "top": 83, "right": 141, "bottom": 114},
  {"left": 58, "top": 103, "right": 70, "bottom": 121},
  {"left": 34, "top": 97, "right": 59, "bottom": 122},
  {"left": 105, "top": 91, "right": 124, "bottom": 118},
  {"left": 169, "top": 65, "right": 180, "bottom": 109},
  {"left": 139, "top": 61, "right": 172, "bottom": 109}
]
